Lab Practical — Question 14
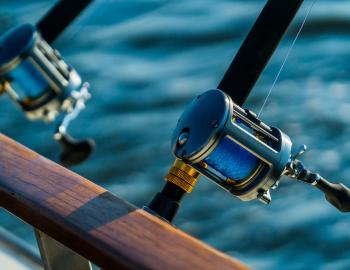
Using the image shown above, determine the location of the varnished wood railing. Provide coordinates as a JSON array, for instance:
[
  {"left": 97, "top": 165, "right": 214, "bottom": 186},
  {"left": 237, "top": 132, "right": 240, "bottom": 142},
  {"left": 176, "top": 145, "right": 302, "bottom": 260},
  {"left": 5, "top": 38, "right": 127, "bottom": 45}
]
[{"left": 0, "top": 133, "right": 250, "bottom": 270}]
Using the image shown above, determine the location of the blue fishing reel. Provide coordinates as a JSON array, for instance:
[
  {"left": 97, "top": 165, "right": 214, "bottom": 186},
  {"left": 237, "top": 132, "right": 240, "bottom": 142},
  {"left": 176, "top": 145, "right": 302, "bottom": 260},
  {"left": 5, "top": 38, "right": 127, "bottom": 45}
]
[
  {"left": 0, "top": 24, "right": 94, "bottom": 166},
  {"left": 171, "top": 89, "right": 292, "bottom": 203},
  {"left": 163, "top": 89, "right": 350, "bottom": 212}
]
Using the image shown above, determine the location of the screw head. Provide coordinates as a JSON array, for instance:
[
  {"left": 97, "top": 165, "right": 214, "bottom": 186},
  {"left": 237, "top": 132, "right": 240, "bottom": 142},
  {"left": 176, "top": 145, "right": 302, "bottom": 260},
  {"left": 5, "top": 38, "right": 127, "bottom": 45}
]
[
  {"left": 211, "top": 120, "right": 219, "bottom": 128},
  {"left": 177, "top": 131, "right": 189, "bottom": 147}
]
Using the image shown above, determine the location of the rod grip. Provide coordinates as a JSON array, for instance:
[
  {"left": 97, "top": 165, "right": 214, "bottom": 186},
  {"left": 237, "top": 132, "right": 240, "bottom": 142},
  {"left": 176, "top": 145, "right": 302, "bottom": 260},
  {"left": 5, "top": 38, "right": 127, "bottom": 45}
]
[
  {"left": 148, "top": 191, "right": 180, "bottom": 223},
  {"left": 316, "top": 178, "right": 350, "bottom": 213}
]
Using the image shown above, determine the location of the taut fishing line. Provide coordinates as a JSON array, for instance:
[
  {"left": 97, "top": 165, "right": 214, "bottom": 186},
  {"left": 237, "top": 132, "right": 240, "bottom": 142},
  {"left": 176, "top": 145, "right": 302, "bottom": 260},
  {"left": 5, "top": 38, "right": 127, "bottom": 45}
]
[{"left": 257, "top": 0, "right": 317, "bottom": 117}]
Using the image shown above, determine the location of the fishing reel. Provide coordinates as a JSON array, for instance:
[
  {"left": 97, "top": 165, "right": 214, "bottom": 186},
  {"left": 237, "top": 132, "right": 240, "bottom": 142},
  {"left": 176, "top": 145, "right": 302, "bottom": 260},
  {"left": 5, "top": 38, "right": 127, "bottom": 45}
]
[
  {"left": 162, "top": 89, "right": 350, "bottom": 213},
  {"left": 0, "top": 24, "right": 94, "bottom": 166}
]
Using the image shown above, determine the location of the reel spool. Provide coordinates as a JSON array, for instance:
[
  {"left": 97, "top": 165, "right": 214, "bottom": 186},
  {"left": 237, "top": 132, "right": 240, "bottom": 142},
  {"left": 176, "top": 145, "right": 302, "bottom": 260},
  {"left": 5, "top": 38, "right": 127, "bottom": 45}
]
[{"left": 0, "top": 24, "right": 94, "bottom": 166}]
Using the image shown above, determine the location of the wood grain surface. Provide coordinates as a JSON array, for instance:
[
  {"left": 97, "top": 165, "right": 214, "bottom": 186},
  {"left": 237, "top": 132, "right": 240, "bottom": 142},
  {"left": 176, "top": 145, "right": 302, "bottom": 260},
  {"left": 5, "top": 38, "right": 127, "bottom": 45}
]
[{"left": 0, "top": 133, "right": 251, "bottom": 270}]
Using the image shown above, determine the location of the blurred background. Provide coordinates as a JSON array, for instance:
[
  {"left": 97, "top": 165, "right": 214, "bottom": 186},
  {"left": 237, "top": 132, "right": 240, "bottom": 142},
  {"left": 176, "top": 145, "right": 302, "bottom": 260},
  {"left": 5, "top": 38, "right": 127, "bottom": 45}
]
[{"left": 0, "top": 0, "right": 350, "bottom": 269}]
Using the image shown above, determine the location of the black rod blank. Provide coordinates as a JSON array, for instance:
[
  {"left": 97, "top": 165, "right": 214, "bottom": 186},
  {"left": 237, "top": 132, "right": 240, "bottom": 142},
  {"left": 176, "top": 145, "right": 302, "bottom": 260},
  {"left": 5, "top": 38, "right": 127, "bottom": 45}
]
[
  {"left": 37, "top": 0, "right": 93, "bottom": 44},
  {"left": 218, "top": 0, "right": 304, "bottom": 106}
]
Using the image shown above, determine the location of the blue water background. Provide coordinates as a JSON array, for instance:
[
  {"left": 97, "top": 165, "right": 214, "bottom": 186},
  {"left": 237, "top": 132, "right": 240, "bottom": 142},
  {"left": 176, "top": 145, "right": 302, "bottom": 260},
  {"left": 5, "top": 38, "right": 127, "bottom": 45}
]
[{"left": 1, "top": 1, "right": 350, "bottom": 269}]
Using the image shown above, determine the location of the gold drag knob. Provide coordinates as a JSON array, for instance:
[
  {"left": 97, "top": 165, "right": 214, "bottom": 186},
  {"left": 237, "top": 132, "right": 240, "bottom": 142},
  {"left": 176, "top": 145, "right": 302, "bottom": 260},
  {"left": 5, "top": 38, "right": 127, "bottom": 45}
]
[
  {"left": 0, "top": 81, "right": 10, "bottom": 96},
  {"left": 0, "top": 82, "right": 4, "bottom": 96},
  {"left": 165, "top": 159, "right": 201, "bottom": 193}
]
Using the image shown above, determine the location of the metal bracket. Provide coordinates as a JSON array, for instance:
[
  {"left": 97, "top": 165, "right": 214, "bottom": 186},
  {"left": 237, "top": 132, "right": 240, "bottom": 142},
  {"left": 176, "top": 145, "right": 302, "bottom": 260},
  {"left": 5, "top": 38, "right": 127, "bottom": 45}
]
[
  {"left": 54, "top": 82, "right": 91, "bottom": 140},
  {"left": 284, "top": 144, "right": 307, "bottom": 178},
  {"left": 35, "top": 229, "right": 92, "bottom": 270}
]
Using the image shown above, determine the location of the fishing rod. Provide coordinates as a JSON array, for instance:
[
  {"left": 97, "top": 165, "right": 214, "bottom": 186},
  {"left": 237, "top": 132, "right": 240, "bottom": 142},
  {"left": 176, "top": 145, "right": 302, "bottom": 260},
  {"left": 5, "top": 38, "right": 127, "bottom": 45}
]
[
  {"left": 147, "top": 0, "right": 350, "bottom": 223},
  {"left": 0, "top": 0, "right": 94, "bottom": 166},
  {"left": 37, "top": 0, "right": 93, "bottom": 44}
]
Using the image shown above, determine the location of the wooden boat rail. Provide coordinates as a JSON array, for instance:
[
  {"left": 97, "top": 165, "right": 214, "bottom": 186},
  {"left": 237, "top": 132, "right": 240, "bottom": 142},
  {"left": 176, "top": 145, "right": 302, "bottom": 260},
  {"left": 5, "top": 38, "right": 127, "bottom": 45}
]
[{"left": 0, "top": 133, "right": 250, "bottom": 270}]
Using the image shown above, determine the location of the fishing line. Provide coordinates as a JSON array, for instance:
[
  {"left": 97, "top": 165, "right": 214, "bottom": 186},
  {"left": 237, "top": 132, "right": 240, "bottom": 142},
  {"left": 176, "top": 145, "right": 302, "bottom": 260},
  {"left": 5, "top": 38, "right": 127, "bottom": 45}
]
[{"left": 257, "top": 0, "right": 317, "bottom": 117}]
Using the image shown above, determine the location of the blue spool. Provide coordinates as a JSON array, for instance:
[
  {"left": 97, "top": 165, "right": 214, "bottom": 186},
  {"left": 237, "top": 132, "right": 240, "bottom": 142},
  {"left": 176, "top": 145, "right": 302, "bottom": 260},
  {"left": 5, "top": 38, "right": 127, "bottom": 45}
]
[
  {"left": 7, "top": 59, "right": 50, "bottom": 101},
  {"left": 204, "top": 136, "right": 260, "bottom": 181}
]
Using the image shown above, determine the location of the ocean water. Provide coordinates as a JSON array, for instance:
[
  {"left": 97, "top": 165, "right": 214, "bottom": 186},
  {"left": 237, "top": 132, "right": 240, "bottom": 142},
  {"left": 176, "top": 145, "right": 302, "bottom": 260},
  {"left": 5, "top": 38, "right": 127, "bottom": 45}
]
[{"left": 1, "top": 1, "right": 350, "bottom": 269}]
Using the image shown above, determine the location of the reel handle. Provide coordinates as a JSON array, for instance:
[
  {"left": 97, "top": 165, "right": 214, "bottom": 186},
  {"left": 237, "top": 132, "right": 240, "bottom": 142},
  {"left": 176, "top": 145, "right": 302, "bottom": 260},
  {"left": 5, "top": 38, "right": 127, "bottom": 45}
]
[
  {"left": 297, "top": 166, "right": 350, "bottom": 212},
  {"left": 55, "top": 133, "right": 95, "bottom": 167},
  {"left": 53, "top": 83, "right": 93, "bottom": 166},
  {"left": 315, "top": 178, "right": 350, "bottom": 213},
  {"left": 290, "top": 160, "right": 350, "bottom": 213}
]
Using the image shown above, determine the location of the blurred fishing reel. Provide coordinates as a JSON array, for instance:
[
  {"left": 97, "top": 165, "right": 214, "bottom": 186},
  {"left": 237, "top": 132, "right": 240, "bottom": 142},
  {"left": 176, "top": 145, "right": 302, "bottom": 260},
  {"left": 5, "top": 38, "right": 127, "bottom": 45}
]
[
  {"left": 0, "top": 24, "right": 94, "bottom": 166},
  {"left": 166, "top": 89, "right": 350, "bottom": 212}
]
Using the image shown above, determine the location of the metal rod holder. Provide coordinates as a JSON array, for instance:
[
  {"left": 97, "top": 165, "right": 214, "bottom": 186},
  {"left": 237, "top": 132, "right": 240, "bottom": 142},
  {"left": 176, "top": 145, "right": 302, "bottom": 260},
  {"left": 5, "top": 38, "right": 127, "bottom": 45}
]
[{"left": 35, "top": 229, "right": 92, "bottom": 270}]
